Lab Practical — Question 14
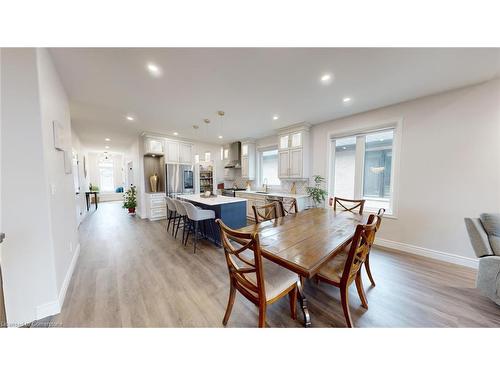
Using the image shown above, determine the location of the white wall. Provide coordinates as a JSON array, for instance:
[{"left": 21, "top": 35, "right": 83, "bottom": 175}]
[
  {"left": 37, "top": 49, "right": 80, "bottom": 302},
  {"left": 0, "top": 48, "right": 80, "bottom": 324},
  {"left": 310, "top": 79, "right": 500, "bottom": 264}
]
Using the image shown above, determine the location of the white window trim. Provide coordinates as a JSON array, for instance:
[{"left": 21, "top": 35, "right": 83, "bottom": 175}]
[
  {"left": 326, "top": 118, "right": 402, "bottom": 219},
  {"left": 257, "top": 144, "right": 281, "bottom": 188}
]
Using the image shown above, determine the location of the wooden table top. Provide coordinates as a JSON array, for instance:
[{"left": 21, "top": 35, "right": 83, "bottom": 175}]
[{"left": 239, "top": 208, "right": 370, "bottom": 278}]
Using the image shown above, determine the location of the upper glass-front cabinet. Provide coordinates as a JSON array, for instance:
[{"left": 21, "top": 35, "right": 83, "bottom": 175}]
[
  {"left": 290, "top": 132, "right": 302, "bottom": 148},
  {"left": 279, "top": 135, "right": 289, "bottom": 149}
]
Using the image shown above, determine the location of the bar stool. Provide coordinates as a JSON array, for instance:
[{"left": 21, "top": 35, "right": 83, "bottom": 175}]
[
  {"left": 165, "top": 196, "right": 178, "bottom": 234},
  {"left": 182, "top": 201, "right": 216, "bottom": 253},
  {"left": 172, "top": 199, "right": 189, "bottom": 242}
]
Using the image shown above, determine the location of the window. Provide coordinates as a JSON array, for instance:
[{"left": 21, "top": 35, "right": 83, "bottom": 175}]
[
  {"left": 329, "top": 125, "right": 399, "bottom": 215},
  {"left": 204, "top": 152, "right": 211, "bottom": 162},
  {"left": 99, "top": 159, "right": 114, "bottom": 192},
  {"left": 260, "top": 149, "right": 280, "bottom": 186}
]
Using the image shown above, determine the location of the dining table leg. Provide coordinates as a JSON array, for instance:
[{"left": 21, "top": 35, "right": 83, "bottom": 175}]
[{"left": 297, "top": 276, "right": 311, "bottom": 327}]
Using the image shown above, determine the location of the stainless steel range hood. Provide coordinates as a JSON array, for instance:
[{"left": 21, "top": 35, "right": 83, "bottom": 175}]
[{"left": 224, "top": 141, "right": 241, "bottom": 169}]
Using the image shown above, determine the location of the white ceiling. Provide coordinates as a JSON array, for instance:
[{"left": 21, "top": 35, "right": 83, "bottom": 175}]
[{"left": 49, "top": 48, "right": 500, "bottom": 152}]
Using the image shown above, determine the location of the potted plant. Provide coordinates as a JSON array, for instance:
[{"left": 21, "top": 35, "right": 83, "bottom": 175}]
[
  {"left": 123, "top": 185, "right": 137, "bottom": 214},
  {"left": 306, "top": 175, "right": 327, "bottom": 208}
]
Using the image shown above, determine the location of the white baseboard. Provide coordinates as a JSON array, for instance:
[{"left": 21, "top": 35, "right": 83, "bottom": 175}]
[
  {"left": 375, "top": 238, "right": 478, "bottom": 269},
  {"left": 35, "top": 243, "right": 81, "bottom": 321},
  {"left": 35, "top": 300, "right": 60, "bottom": 320},
  {"left": 58, "top": 243, "right": 80, "bottom": 307}
]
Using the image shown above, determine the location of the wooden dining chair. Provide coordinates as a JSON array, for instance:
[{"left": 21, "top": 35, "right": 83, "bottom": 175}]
[
  {"left": 216, "top": 218, "right": 299, "bottom": 327},
  {"left": 278, "top": 198, "right": 298, "bottom": 217},
  {"left": 316, "top": 215, "right": 379, "bottom": 328},
  {"left": 333, "top": 197, "right": 366, "bottom": 214},
  {"left": 266, "top": 197, "right": 298, "bottom": 217},
  {"left": 252, "top": 202, "right": 279, "bottom": 223},
  {"left": 364, "top": 208, "right": 385, "bottom": 287}
]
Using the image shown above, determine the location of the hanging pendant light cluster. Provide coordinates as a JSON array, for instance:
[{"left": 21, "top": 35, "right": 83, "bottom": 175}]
[{"left": 195, "top": 111, "right": 225, "bottom": 142}]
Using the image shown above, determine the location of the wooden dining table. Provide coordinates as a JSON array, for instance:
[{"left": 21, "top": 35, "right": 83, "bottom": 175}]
[{"left": 238, "top": 207, "right": 370, "bottom": 327}]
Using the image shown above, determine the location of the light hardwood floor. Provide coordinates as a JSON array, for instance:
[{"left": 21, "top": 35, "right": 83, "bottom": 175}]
[{"left": 53, "top": 202, "right": 500, "bottom": 327}]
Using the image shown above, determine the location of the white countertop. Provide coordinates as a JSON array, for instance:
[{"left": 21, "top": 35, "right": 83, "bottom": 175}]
[
  {"left": 178, "top": 194, "right": 247, "bottom": 206},
  {"left": 235, "top": 190, "right": 309, "bottom": 199}
]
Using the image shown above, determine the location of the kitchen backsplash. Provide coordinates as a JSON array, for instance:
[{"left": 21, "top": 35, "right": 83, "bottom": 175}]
[{"left": 226, "top": 176, "right": 310, "bottom": 195}]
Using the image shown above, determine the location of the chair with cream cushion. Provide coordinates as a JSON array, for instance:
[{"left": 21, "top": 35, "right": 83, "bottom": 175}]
[
  {"left": 316, "top": 214, "right": 379, "bottom": 327},
  {"left": 165, "top": 196, "right": 178, "bottom": 234},
  {"left": 182, "top": 201, "right": 215, "bottom": 253},
  {"left": 172, "top": 199, "right": 189, "bottom": 241},
  {"left": 216, "top": 218, "right": 299, "bottom": 327}
]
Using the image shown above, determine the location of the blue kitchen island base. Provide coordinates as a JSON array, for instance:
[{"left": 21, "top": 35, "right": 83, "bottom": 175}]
[{"left": 177, "top": 195, "right": 248, "bottom": 246}]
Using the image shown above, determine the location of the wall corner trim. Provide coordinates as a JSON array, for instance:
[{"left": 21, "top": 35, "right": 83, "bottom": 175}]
[
  {"left": 375, "top": 238, "right": 478, "bottom": 269},
  {"left": 58, "top": 243, "right": 81, "bottom": 307}
]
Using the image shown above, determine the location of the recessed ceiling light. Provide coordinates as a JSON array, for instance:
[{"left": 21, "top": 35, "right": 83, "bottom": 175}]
[
  {"left": 105, "top": 146, "right": 110, "bottom": 149},
  {"left": 218, "top": 135, "right": 223, "bottom": 139},
  {"left": 173, "top": 132, "right": 179, "bottom": 136},
  {"left": 126, "top": 115, "right": 135, "bottom": 121},
  {"left": 105, "top": 138, "right": 110, "bottom": 141},
  {"left": 379, "top": 138, "right": 384, "bottom": 142},
  {"left": 273, "top": 115, "right": 279, "bottom": 120},
  {"left": 343, "top": 97, "right": 352, "bottom": 103},
  {"left": 343, "top": 147, "right": 347, "bottom": 150},
  {"left": 146, "top": 63, "right": 162, "bottom": 77},
  {"left": 320, "top": 74, "right": 333, "bottom": 84}
]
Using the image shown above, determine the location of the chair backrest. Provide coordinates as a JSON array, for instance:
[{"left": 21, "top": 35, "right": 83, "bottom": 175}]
[
  {"left": 165, "top": 196, "right": 177, "bottom": 211},
  {"left": 340, "top": 215, "right": 379, "bottom": 285},
  {"left": 375, "top": 208, "right": 385, "bottom": 230},
  {"left": 173, "top": 199, "right": 187, "bottom": 216},
  {"left": 252, "top": 202, "right": 279, "bottom": 223},
  {"left": 216, "top": 219, "right": 265, "bottom": 304},
  {"left": 279, "top": 198, "right": 298, "bottom": 217},
  {"left": 182, "top": 201, "right": 201, "bottom": 220},
  {"left": 333, "top": 197, "right": 366, "bottom": 214}
]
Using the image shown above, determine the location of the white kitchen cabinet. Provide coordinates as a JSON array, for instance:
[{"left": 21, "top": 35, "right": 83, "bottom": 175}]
[
  {"left": 279, "top": 135, "right": 289, "bottom": 150},
  {"left": 179, "top": 142, "right": 192, "bottom": 164},
  {"left": 144, "top": 137, "right": 164, "bottom": 156},
  {"left": 165, "top": 140, "right": 179, "bottom": 163},
  {"left": 241, "top": 156, "right": 249, "bottom": 177},
  {"left": 146, "top": 193, "right": 167, "bottom": 221},
  {"left": 276, "top": 123, "right": 310, "bottom": 179},
  {"left": 240, "top": 140, "right": 256, "bottom": 180},
  {"left": 165, "top": 140, "right": 193, "bottom": 164},
  {"left": 278, "top": 150, "right": 290, "bottom": 179},
  {"left": 235, "top": 192, "right": 266, "bottom": 220},
  {"left": 289, "top": 148, "right": 303, "bottom": 177},
  {"left": 290, "top": 132, "right": 302, "bottom": 148}
]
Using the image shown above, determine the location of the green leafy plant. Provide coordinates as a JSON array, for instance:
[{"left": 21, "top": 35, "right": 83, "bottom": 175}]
[
  {"left": 306, "top": 175, "right": 327, "bottom": 207},
  {"left": 89, "top": 183, "right": 99, "bottom": 192},
  {"left": 122, "top": 185, "right": 137, "bottom": 210}
]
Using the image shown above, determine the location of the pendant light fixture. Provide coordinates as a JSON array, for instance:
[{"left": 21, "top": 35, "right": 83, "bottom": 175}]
[{"left": 217, "top": 110, "right": 224, "bottom": 140}]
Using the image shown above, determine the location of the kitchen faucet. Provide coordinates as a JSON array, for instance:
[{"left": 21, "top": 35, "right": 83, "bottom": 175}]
[{"left": 263, "top": 178, "right": 268, "bottom": 193}]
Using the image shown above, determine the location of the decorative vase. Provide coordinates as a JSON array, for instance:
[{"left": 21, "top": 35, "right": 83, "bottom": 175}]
[{"left": 149, "top": 173, "right": 159, "bottom": 192}]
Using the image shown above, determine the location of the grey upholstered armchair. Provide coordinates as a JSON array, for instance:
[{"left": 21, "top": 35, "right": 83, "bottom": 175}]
[{"left": 465, "top": 214, "right": 500, "bottom": 305}]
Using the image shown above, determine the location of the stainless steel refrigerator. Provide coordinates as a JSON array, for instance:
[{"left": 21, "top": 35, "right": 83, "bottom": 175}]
[{"left": 165, "top": 163, "right": 194, "bottom": 197}]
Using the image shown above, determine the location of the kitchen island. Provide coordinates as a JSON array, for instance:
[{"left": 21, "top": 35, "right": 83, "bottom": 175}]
[{"left": 177, "top": 194, "right": 248, "bottom": 244}]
